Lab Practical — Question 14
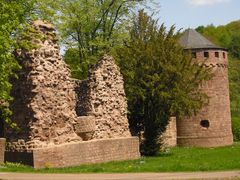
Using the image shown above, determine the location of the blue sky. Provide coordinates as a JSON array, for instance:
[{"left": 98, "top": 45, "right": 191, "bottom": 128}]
[{"left": 152, "top": 0, "right": 240, "bottom": 30}]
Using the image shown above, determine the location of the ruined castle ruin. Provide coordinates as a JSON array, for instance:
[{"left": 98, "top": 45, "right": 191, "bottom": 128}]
[
  {"left": 5, "top": 20, "right": 140, "bottom": 168},
  {"left": 2, "top": 22, "right": 234, "bottom": 168}
]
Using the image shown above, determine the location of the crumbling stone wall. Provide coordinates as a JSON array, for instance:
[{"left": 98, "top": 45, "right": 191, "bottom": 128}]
[
  {"left": 7, "top": 20, "right": 81, "bottom": 151},
  {"left": 76, "top": 56, "right": 131, "bottom": 139},
  {"left": 4, "top": 20, "right": 140, "bottom": 168},
  {"left": 7, "top": 20, "right": 132, "bottom": 153}
]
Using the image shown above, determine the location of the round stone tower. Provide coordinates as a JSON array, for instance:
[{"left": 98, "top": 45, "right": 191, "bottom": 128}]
[{"left": 177, "top": 29, "right": 233, "bottom": 147}]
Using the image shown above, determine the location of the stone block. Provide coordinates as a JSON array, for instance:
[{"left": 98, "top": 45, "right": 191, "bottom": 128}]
[{"left": 74, "top": 116, "right": 96, "bottom": 134}]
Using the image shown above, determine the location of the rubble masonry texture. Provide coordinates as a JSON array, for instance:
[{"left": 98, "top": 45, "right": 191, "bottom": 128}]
[
  {"left": 6, "top": 20, "right": 131, "bottom": 152},
  {"left": 76, "top": 56, "right": 131, "bottom": 139}
]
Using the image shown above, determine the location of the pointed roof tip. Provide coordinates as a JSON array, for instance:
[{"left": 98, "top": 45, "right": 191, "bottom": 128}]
[{"left": 179, "top": 29, "right": 223, "bottom": 50}]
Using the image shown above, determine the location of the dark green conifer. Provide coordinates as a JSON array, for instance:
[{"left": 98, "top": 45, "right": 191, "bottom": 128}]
[{"left": 117, "top": 10, "right": 212, "bottom": 155}]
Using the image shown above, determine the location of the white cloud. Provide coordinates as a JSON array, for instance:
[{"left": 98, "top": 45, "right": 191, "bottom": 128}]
[{"left": 187, "top": 0, "right": 231, "bottom": 6}]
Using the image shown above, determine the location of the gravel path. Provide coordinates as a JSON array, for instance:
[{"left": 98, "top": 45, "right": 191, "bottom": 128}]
[{"left": 0, "top": 171, "right": 240, "bottom": 180}]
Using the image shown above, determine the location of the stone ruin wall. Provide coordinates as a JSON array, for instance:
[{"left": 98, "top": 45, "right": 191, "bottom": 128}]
[
  {"left": 76, "top": 56, "right": 131, "bottom": 139},
  {"left": 6, "top": 20, "right": 131, "bottom": 152},
  {"left": 7, "top": 20, "right": 81, "bottom": 151},
  {"left": 160, "top": 117, "right": 177, "bottom": 148},
  {"left": 177, "top": 50, "right": 233, "bottom": 147}
]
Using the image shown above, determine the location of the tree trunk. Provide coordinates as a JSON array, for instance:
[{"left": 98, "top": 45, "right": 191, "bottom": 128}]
[{"left": 0, "top": 138, "right": 5, "bottom": 163}]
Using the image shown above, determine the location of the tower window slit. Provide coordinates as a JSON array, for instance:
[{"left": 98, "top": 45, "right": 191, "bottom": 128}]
[{"left": 204, "top": 52, "right": 209, "bottom": 58}]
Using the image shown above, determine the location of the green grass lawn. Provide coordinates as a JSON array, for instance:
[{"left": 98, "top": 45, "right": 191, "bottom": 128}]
[{"left": 1, "top": 142, "right": 240, "bottom": 173}]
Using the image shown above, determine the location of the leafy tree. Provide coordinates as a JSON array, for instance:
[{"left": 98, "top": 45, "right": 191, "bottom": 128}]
[
  {"left": 229, "top": 33, "right": 240, "bottom": 59},
  {"left": 229, "top": 57, "right": 240, "bottom": 113},
  {"left": 36, "top": 0, "right": 157, "bottom": 79},
  {"left": 229, "top": 57, "right": 240, "bottom": 141},
  {"left": 117, "top": 10, "right": 212, "bottom": 155},
  {"left": 0, "top": 0, "right": 34, "bottom": 128}
]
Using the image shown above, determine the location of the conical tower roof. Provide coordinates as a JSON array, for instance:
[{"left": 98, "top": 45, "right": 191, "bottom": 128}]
[{"left": 179, "top": 29, "right": 222, "bottom": 50}]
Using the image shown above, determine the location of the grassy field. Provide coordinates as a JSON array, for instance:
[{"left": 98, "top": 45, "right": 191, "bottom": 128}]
[{"left": 0, "top": 142, "right": 240, "bottom": 173}]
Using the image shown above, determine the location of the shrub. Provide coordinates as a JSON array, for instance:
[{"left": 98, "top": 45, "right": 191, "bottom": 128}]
[{"left": 232, "top": 113, "right": 240, "bottom": 141}]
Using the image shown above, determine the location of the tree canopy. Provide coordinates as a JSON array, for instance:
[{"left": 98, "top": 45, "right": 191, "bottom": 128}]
[
  {"left": 0, "top": 0, "right": 34, "bottom": 126},
  {"left": 35, "top": 0, "right": 156, "bottom": 79}
]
